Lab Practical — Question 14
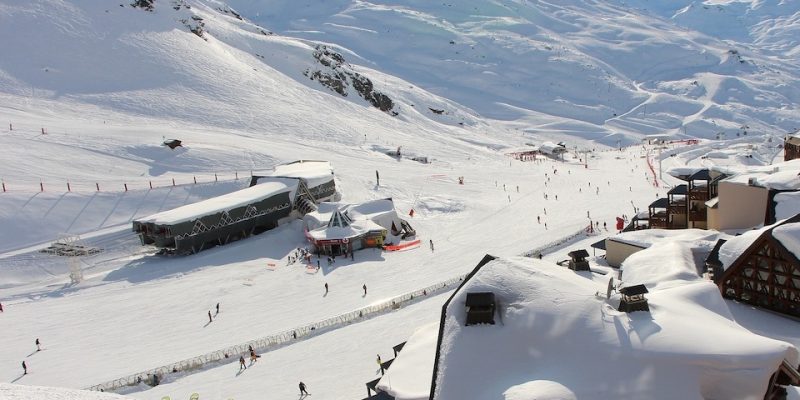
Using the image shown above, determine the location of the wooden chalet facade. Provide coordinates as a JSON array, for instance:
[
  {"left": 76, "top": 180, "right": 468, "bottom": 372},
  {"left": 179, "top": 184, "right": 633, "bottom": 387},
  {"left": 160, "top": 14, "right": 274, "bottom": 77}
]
[
  {"left": 712, "top": 215, "right": 800, "bottom": 318},
  {"left": 785, "top": 135, "right": 800, "bottom": 162},
  {"left": 647, "top": 169, "right": 725, "bottom": 231}
]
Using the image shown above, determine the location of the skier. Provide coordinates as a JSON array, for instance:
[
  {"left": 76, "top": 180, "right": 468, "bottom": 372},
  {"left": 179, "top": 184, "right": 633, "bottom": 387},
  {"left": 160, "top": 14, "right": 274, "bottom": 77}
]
[
  {"left": 0, "top": 301, "right": 3, "bottom": 312},
  {"left": 429, "top": 239, "right": 434, "bottom": 252},
  {"left": 22, "top": 361, "right": 27, "bottom": 375},
  {"left": 603, "top": 222, "right": 607, "bottom": 230},
  {"left": 299, "top": 381, "right": 309, "bottom": 396},
  {"left": 377, "top": 354, "right": 382, "bottom": 366},
  {"left": 36, "top": 338, "right": 41, "bottom": 351},
  {"left": 250, "top": 349, "right": 259, "bottom": 363},
  {"left": 216, "top": 303, "right": 220, "bottom": 315},
  {"left": 208, "top": 310, "right": 213, "bottom": 323},
  {"left": 537, "top": 216, "right": 541, "bottom": 224},
  {"left": 239, "top": 355, "right": 247, "bottom": 370},
  {"left": 324, "top": 282, "right": 329, "bottom": 295},
  {"left": 363, "top": 284, "right": 368, "bottom": 296}
]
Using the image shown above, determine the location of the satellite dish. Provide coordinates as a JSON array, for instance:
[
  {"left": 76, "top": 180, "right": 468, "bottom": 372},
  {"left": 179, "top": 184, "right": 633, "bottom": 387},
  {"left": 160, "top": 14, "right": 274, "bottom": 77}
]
[{"left": 606, "top": 277, "right": 615, "bottom": 299}]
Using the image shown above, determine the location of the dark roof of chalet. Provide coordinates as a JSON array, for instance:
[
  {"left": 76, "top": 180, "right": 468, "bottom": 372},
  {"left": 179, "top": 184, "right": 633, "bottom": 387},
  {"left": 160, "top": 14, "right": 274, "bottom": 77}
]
[
  {"left": 568, "top": 249, "right": 590, "bottom": 259},
  {"left": 649, "top": 197, "right": 669, "bottom": 209},
  {"left": 689, "top": 169, "right": 712, "bottom": 181},
  {"left": 363, "top": 391, "right": 395, "bottom": 400},
  {"left": 619, "top": 284, "right": 649, "bottom": 296},
  {"left": 706, "top": 239, "right": 727, "bottom": 268},
  {"left": 591, "top": 239, "right": 607, "bottom": 250},
  {"left": 668, "top": 184, "right": 688, "bottom": 195}
]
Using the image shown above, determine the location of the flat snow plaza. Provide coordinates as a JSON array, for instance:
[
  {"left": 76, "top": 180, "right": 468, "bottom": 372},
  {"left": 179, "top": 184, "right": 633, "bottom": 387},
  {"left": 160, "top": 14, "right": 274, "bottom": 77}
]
[{"left": 0, "top": 1, "right": 799, "bottom": 399}]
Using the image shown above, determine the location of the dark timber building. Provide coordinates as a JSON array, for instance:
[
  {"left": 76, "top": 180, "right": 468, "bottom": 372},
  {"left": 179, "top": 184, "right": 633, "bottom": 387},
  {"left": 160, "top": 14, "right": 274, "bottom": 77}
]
[{"left": 133, "top": 161, "right": 337, "bottom": 255}]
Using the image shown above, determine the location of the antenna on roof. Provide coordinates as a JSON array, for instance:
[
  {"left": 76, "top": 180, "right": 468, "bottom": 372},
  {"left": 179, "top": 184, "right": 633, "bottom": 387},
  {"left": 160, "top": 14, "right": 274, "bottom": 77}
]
[{"left": 606, "top": 277, "right": 614, "bottom": 299}]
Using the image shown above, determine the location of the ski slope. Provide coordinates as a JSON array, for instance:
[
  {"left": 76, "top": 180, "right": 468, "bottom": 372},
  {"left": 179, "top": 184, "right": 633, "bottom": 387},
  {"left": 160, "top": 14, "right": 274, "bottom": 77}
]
[{"left": 0, "top": 0, "right": 799, "bottom": 399}]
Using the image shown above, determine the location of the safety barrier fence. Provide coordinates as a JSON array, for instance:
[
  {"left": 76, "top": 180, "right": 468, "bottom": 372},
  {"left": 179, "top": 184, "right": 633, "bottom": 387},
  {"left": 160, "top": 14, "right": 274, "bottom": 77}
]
[
  {"left": 521, "top": 226, "right": 589, "bottom": 259},
  {"left": 87, "top": 228, "right": 589, "bottom": 394},
  {"left": 645, "top": 153, "right": 660, "bottom": 188},
  {"left": 0, "top": 172, "right": 246, "bottom": 194},
  {"left": 384, "top": 239, "right": 421, "bottom": 252},
  {"left": 86, "top": 274, "right": 469, "bottom": 393}
]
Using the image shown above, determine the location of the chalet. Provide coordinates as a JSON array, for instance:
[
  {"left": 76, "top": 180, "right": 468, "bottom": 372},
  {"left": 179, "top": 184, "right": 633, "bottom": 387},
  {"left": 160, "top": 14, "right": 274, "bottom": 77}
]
[
  {"left": 133, "top": 160, "right": 337, "bottom": 255},
  {"left": 303, "top": 199, "right": 409, "bottom": 256},
  {"left": 707, "top": 214, "right": 800, "bottom": 317},
  {"left": 785, "top": 134, "right": 800, "bottom": 162}
]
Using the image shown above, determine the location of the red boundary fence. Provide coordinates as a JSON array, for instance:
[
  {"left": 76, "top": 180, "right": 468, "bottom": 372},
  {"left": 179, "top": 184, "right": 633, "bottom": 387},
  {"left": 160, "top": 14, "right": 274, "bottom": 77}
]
[
  {"left": 646, "top": 153, "right": 660, "bottom": 188},
  {"left": 0, "top": 172, "right": 243, "bottom": 194},
  {"left": 384, "top": 239, "right": 421, "bottom": 251}
]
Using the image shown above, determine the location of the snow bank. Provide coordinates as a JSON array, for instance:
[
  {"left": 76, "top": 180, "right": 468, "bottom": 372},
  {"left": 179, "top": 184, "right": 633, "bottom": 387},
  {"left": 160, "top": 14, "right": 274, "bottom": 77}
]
[
  {"left": 503, "top": 381, "right": 576, "bottom": 400},
  {"left": 0, "top": 383, "right": 131, "bottom": 400}
]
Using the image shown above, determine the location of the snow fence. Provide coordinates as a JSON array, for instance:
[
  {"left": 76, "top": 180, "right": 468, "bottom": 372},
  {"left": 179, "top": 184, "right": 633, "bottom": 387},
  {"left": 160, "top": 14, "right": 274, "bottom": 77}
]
[
  {"left": 86, "top": 274, "right": 467, "bottom": 393},
  {"left": 88, "top": 228, "right": 590, "bottom": 393}
]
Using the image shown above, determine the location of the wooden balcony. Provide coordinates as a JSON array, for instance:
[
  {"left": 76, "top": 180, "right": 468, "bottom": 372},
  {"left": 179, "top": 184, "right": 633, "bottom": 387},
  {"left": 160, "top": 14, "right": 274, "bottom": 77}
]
[
  {"left": 649, "top": 215, "right": 668, "bottom": 228},
  {"left": 689, "top": 210, "right": 706, "bottom": 221},
  {"left": 668, "top": 205, "right": 686, "bottom": 214},
  {"left": 688, "top": 190, "right": 709, "bottom": 201}
]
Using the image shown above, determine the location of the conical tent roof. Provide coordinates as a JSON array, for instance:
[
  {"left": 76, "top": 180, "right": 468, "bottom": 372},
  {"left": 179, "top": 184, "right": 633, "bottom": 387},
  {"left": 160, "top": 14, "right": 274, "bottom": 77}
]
[{"left": 327, "top": 209, "right": 352, "bottom": 228}]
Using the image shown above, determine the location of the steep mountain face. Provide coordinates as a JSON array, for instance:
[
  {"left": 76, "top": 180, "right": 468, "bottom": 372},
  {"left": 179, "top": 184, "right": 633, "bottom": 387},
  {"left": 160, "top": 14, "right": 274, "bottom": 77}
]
[
  {"left": 0, "top": 0, "right": 798, "bottom": 149},
  {"left": 224, "top": 0, "right": 800, "bottom": 142}
]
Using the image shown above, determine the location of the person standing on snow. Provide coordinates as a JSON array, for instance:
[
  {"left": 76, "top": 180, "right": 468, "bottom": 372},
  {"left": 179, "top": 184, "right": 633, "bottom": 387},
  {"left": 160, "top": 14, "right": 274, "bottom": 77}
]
[
  {"left": 215, "top": 303, "right": 220, "bottom": 315},
  {"left": 0, "top": 302, "right": 4, "bottom": 312},
  {"left": 363, "top": 284, "right": 367, "bottom": 296},
  {"left": 208, "top": 310, "right": 213, "bottom": 323},
  {"left": 429, "top": 239, "right": 434, "bottom": 252},
  {"left": 239, "top": 355, "right": 247, "bottom": 370},
  {"left": 324, "top": 282, "right": 329, "bottom": 295},
  {"left": 299, "top": 381, "right": 309, "bottom": 396},
  {"left": 35, "top": 338, "right": 41, "bottom": 352}
]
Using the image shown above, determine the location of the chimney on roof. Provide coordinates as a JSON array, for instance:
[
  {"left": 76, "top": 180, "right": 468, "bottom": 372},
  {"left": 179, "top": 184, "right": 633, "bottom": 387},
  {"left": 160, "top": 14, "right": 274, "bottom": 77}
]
[
  {"left": 465, "top": 292, "right": 496, "bottom": 326},
  {"left": 618, "top": 284, "right": 649, "bottom": 313}
]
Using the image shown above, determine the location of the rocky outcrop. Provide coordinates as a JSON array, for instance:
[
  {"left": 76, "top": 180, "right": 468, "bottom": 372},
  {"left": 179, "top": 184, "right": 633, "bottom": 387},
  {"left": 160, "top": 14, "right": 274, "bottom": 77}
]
[
  {"left": 304, "top": 45, "right": 397, "bottom": 115},
  {"left": 130, "top": 0, "right": 155, "bottom": 11}
]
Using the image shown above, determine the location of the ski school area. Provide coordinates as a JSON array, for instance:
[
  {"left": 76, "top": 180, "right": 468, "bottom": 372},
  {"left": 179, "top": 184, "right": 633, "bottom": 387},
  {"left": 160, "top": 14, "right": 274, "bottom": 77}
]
[{"left": 0, "top": 143, "right": 686, "bottom": 399}]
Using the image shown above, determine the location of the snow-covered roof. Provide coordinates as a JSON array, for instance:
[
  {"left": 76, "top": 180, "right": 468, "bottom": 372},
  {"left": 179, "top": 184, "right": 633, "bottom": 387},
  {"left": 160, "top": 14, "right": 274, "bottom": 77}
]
[
  {"left": 0, "top": 383, "right": 132, "bottom": 400},
  {"left": 775, "top": 192, "right": 800, "bottom": 221},
  {"left": 772, "top": 223, "right": 800, "bottom": 262},
  {"left": 376, "top": 322, "right": 438, "bottom": 400},
  {"left": 667, "top": 166, "right": 706, "bottom": 179},
  {"left": 717, "top": 159, "right": 800, "bottom": 191},
  {"left": 307, "top": 219, "right": 385, "bottom": 241},
  {"left": 135, "top": 180, "right": 296, "bottom": 226},
  {"left": 431, "top": 257, "right": 798, "bottom": 400},
  {"left": 538, "top": 141, "right": 566, "bottom": 155},
  {"left": 609, "top": 228, "right": 718, "bottom": 249},
  {"left": 270, "top": 160, "right": 334, "bottom": 188},
  {"left": 715, "top": 216, "right": 800, "bottom": 270},
  {"left": 717, "top": 228, "right": 764, "bottom": 269},
  {"left": 620, "top": 241, "right": 706, "bottom": 290}
]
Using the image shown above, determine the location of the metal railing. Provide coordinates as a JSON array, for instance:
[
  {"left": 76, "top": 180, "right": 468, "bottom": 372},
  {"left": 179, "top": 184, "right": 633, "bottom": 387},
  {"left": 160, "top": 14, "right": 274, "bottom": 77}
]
[
  {"left": 86, "top": 274, "right": 467, "bottom": 393},
  {"left": 89, "top": 228, "right": 589, "bottom": 393}
]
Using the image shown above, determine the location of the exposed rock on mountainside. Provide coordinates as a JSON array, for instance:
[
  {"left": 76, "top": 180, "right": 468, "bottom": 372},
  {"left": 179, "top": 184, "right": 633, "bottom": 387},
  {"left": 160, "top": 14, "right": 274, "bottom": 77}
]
[{"left": 305, "top": 45, "right": 397, "bottom": 115}]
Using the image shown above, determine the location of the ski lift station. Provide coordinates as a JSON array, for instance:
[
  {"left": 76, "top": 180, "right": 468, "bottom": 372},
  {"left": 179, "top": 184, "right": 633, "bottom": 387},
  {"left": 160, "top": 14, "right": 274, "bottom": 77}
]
[{"left": 133, "top": 160, "right": 336, "bottom": 255}]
